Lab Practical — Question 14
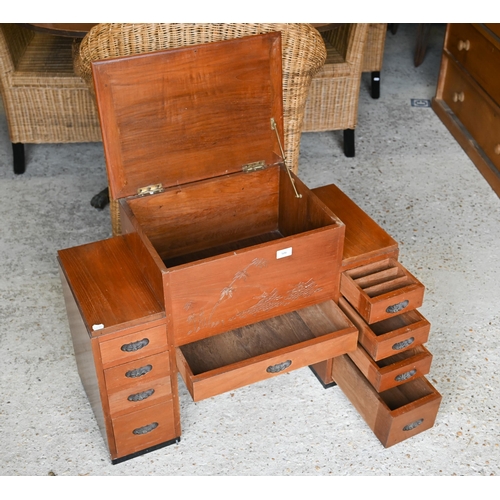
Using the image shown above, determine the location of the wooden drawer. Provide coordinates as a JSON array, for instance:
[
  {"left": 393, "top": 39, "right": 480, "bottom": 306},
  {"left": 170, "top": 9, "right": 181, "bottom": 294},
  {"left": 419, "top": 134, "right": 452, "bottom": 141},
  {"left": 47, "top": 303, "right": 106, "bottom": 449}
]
[
  {"left": 112, "top": 400, "right": 178, "bottom": 460},
  {"left": 339, "top": 297, "right": 430, "bottom": 361},
  {"left": 332, "top": 355, "right": 442, "bottom": 448},
  {"left": 176, "top": 300, "right": 358, "bottom": 401},
  {"left": 348, "top": 343, "right": 432, "bottom": 392},
  {"left": 108, "top": 374, "right": 172, "bottom": 418},
  {"left": 340, "top": 258, "right": 425, "bottom": 324},
  {"left": 104, "top": 351, "right": 170, "bottom": 393},
  {"left": 441, "top": 55, "right": 500, "bottom": 172},
  {"left": 446, "top": 23, "right": 500, "bottom": 105},
  {"left": 99, "top": 324, "right": 168, "bottom": 369}
]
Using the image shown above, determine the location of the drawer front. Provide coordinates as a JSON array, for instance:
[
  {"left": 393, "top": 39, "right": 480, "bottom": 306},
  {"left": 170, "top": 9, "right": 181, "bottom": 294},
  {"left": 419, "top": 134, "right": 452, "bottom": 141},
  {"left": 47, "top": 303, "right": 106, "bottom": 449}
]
[
  {"left": 348, "top": 343, "right": 433, "bottom": 392},
  {"left": 340, "top": 258, "right": 425, "bottom": 324},
  {"left": 112, "top": 400, "right": 178, "bottom": 459},
  {"left": 339, "top": 297, "right": 430, "bottom": 361},
  {"left": 107, "top": 375, "right": 172, "bottom": 418},
  {"left": 99, "top": 324, "right": 168, "bottom": 369},
  {"left": 446, "top": 23, "right": 500, "bottom": 105},
  {"left": 332, "top": 355, "right": 442, "bottom": 448},
  {"left": 104, "top": 351, "right": 170, "bottom": 392},
  {"left": 442, "top": 55, "right": 500, "bottom": 171}
]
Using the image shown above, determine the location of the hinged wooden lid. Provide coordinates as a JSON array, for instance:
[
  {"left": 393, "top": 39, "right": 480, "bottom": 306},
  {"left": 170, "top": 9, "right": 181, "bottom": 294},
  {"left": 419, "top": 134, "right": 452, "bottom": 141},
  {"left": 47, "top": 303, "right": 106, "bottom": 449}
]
[{"left": 92, "top": 32, "right": 284, "bottom": 200}]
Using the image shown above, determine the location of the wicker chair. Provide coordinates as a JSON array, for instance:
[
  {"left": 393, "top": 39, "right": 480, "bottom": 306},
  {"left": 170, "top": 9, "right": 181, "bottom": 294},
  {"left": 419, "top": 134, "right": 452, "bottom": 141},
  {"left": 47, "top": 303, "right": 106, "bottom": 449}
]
[
  {"left": 302, "top": 23, "right": 369, "bottom": 158},
  {"left": 0, "top": 24, "right": 101, "bottom": 174},
  {"left": 76, "top": 23, "right": 327, "bottom": 235},
  {"left": 362, "top": 23, "right": 387, "bottom": 99}
]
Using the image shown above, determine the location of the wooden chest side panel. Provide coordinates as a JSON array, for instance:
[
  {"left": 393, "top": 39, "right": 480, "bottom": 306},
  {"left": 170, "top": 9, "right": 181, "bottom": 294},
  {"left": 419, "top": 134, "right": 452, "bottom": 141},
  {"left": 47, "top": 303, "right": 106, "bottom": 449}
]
[{"left": 167, "top": 227, "right": 344, "bottom": 345}]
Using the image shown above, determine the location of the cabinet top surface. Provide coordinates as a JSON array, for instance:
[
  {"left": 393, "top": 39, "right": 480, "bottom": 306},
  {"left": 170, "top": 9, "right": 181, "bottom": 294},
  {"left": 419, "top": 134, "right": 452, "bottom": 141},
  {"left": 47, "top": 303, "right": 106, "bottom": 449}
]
[
  {"left": 58, "top": 236, "right": 165, "bottom": 336},
  {"left": 91, "top": 32, "right": 284, "bottom": 200}
]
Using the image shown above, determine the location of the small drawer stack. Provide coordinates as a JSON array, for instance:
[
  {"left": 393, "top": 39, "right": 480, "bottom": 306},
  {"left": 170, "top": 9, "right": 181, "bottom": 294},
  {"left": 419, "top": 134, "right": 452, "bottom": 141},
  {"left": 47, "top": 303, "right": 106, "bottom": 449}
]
[
  {"left": 58, "top": 235, "right": 181, "bottom": 464},
  {"left": 312, "top": 184, "right": 442, "bottom": 447}
]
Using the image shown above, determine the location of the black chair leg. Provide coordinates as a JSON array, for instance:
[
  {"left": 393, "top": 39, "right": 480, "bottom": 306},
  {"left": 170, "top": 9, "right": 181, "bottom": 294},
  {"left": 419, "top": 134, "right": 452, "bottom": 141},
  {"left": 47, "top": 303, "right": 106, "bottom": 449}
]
[
  {"left": 13, "top": 143, "right": 25, "bottom": 174},
  {"left": 343, "top": 129, "right": 355, "bottom": 157},
  {"left": 91, "top": 187, "right": 110, "bottom": 209},
  {"left": 371, "top": 71, "right": 381, "bottom": 99}
]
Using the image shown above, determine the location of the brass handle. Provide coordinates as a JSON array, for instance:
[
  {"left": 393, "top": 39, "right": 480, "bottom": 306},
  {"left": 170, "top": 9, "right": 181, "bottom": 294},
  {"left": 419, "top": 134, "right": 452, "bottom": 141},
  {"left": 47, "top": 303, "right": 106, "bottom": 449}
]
[
  {"left": 494, "top": 144, "right": 500, "bottom": 155},
  {"left": 403, "top": 418, "right": 423, "bottom": 431},
  {"left": 133, "top": 422, "right": 158, "bottom": 435},
  {"left": 453, "top": 92, "right": 465, "bottom": 103},
  {"left": 128, "top": 388, "right": 155, "bottom": 402},
  {"left": 457, "top": 39, "right": 470, "bottom": 51},
  {"left": 121, "top": 338, "right": 150, "bottom": 352},
  {"left": 266, "top": 360, "right": 292, "bottom": 373},
  {"left": 125, "top": 364, "right": 152, "bottom": 378},
  {"left": 395, "top": 369, "right": 417, "bottom": 382},
  {"left": 392, "top": 337, "right": 414, "bottom": 351},
  {"left": 386, "top": 300, "right": 409, "bottom": 314}
]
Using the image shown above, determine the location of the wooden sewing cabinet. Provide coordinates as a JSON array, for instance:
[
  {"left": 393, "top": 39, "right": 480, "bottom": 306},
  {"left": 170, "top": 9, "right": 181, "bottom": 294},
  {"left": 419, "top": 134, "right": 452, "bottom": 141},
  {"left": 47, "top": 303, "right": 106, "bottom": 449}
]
[{"left": 58, "top": 33, "right": 440, "bottom": 463}]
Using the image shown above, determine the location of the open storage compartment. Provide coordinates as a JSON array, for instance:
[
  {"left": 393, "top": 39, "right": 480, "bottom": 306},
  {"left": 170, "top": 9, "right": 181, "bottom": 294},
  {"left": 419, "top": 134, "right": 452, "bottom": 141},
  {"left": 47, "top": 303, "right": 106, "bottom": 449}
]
[{"left": 176, "top": 300, "right": 358, "bottom": 401}]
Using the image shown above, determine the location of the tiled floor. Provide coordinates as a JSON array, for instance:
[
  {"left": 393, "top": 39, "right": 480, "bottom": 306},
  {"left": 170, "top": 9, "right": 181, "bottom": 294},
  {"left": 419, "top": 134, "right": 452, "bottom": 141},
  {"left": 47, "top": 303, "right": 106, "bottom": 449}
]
[{"left": 1, "top": 23, "right": 499, "bottom": 477}]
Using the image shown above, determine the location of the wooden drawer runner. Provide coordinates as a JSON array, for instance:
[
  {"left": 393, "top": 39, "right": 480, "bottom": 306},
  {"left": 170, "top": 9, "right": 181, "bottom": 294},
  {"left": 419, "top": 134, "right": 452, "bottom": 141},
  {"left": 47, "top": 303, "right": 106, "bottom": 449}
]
[
  {"left": 112, "top": 400, "right": 178, "bottom": 460},
  {"left": 99, "top": 323, "right": 168, "bottom": 369},
  {"left": 441, "top": 55, "right": 500, "bottom": 171},
  {"left": 348, "top": 343, "right": 433, "bottom": 392},
  {"left": 176, "top": 300, "right": 358, "bottom": 401},
  {"left": 340, "top": 257, "right": 425, "bottom": 324},
  {"left": 446, "top": 23, "right": 500, "bottom": 105},
  {"left": 332, "top": 355, "right": 442, "bottom": 448},
  {"left": 339, "top": 297, "right": 430, "bottom": 361},
  {"left": 104, "top": 351, "right": 170, "bottom": 393}
]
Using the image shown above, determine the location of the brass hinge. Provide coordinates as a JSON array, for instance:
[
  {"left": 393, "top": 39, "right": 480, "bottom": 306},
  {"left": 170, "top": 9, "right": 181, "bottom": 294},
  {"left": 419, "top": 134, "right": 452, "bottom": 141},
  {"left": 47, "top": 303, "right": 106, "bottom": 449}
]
[
  {"left": 137, "top": 183, "right": 164, "bottom": 196},
  {"left": 242, "top": 160, "right": 267, "bottom": 173}
]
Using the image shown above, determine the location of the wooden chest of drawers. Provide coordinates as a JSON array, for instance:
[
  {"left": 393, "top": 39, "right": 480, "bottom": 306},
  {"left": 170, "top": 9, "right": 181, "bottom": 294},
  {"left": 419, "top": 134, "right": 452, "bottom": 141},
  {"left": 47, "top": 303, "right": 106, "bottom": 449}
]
[
  {"left": 433, "top": 23, "right": 500, "bottom": 196},
  {"left": 57, "top": 34, "right": 441, "bottom": 462}
]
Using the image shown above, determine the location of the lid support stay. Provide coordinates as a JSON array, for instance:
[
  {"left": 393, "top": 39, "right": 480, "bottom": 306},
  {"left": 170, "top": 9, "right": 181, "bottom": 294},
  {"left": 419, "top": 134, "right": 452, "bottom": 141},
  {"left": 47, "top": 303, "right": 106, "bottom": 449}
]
[{"left": 271, "top": 118, "right": 302, "bottom": 199}]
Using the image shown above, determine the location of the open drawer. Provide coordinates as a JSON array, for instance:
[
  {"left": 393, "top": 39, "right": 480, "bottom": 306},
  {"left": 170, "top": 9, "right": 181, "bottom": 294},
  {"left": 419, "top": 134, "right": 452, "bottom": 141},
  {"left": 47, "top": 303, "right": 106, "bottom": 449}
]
[
  {"left": 332, "top": 354, "right": 441, "bottom": 447},
  {"left": 176, "top": 300, "right": 358, "bottom": 401},
  {"left": 339, "top": 297, "right": 430, "bottom": 361},
  {"left": 348, "top": 343, "right": 433, "bottom": 392},
  {"left": 340, "top": 257, "right": 425, "bottom": 324}
]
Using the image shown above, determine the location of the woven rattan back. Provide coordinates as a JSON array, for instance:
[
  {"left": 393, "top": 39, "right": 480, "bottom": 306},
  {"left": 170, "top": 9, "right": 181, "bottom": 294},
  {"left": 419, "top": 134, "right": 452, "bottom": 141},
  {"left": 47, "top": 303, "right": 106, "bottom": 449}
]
[{"left": 76, "top": 23, "right": 326, "bottom": 235}]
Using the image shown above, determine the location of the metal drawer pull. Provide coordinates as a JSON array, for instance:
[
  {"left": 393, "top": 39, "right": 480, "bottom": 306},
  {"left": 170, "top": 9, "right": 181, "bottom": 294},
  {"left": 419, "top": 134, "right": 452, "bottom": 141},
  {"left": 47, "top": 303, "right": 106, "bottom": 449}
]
[
  {"left": 266, "top": 360, "right": 292, "bottom": 373},
  {"left": 457, "top": 39, "right": 470, "bottom": 51},
  {"left": 133, "top": 422, "right": 158, "bottom": 435},
  {"left": 392, "top": 337, "right": 414, "bottom": 351},
  {"left": 494, "top": 144, "right": 500, "bottom": 155},
  {"left": 403, "top": 418, "right": 423, "bottom": 432},
  {"left": 128, "top": 388, "right": 155, "bottom": 402},
  {"left": 453, "top": 91, "right": 465, "bottom": 103},
  {"left": 121, "top": 338, "right": 150, "bottom": 352},
  {"left": 125, "top": 364, "right": 153, "bottom": 378},
  {"left": 386, "top": 300, "right": 409, "bottom": 314},
  {"left": 395, "top": 369, "right": 417, "bottom": 382}
]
